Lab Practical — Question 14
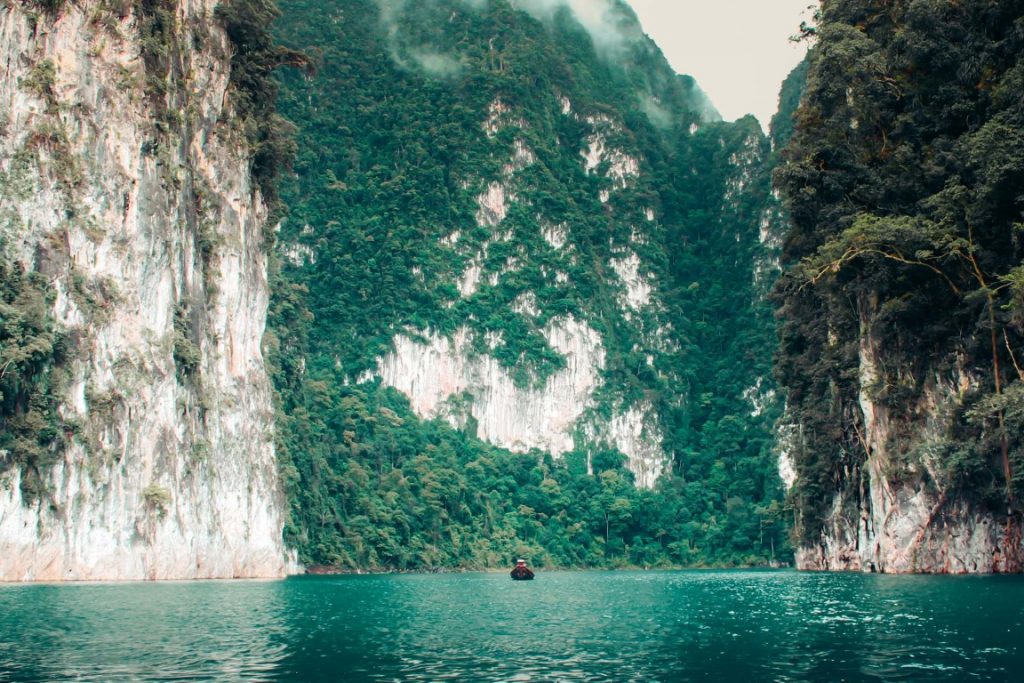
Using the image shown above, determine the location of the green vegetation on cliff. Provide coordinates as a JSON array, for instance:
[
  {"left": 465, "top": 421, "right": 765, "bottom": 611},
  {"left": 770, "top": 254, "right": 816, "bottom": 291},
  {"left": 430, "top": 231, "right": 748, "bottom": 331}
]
[
  {"left": 0, "top": 0, "right": 301, "bottom": 503},
  {"left": 267, "top": 0, "right": 789, "bottom": 570},
  {"left": 775, "top": 0, "right": 1024, "bottom": 545},
  {"left": 0, "top": 247, "right": 70, "bottom": 502}
]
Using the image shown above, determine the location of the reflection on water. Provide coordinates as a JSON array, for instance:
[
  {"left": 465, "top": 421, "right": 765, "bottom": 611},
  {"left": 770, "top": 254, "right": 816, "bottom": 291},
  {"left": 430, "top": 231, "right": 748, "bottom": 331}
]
[
  {"left": 0, "top": 580, "right": 290, "bottom": 682},
  {"left": 1, "top": 571, "right": 1022, "bottom": 682}
]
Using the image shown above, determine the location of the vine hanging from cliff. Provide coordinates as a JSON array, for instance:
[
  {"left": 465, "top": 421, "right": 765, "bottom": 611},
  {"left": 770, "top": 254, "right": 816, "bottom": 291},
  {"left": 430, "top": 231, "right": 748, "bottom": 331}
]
[{"left": 0, "top": 247, "right": 71, "bottom": 503}]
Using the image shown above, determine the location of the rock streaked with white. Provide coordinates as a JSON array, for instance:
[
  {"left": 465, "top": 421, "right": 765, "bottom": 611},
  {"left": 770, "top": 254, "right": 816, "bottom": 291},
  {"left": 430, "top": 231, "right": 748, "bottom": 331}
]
[
  {"left": 582, "top": 137, "right": 639, "bottom": 188},
  {"left": 0, "top": 2, "right": 291, "bottom": 581},
  {"left": 796, "top": 323, "right": 1023, "bottom": 573},
  {"left": 374, "top": 318, "right": 605, "bottom": 457},
  {"left": 610, "top": 252, "right": 652, "bottom": 310},
  {"left": 587, "top": 404, "right": 666, "bottom": 489},
  {"left": 542, "top": 222, "right": 568, "bottom": 250},
  {"left": 476, "top": 181, "right": 511, "bottom": 228},
  {"left": 483, "top": 98, "right": 527, "bottom": 137}
]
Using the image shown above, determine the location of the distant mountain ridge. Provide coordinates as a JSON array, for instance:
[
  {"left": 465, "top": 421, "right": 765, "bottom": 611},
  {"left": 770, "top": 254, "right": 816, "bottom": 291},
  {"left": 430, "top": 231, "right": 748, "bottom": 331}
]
[{"left": 267, "top": 0, "right": 790, "bottom": 570}]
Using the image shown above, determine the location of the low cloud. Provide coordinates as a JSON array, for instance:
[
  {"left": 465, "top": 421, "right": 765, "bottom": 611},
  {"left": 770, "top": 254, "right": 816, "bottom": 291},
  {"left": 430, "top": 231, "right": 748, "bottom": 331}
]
[
  {"left": 513, "top": 0, "right": 644, "bottom": 59},
  {"left": 374, "top": 0, "right": 644, "bottom": 77},
  {"left": 370, "top": 0, "right": 718, "bottom": 123},
  {"left": 373, "top": 0, "right": 473, "bottom": 77},
  {"left": 406, "top": 49, "right": 464, "bottom": 77}
]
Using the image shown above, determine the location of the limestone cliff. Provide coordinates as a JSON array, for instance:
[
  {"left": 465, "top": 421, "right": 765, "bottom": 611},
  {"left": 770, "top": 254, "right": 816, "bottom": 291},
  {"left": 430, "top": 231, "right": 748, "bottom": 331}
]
[
  {"left": 268, "top": 0, "right": 787, "bottom": 568},
  {"left": 774, "top": 2, "right": 1024, "bottom": 574},
  {"left": 792, "top": 323, "right": 1023, "bottom": 574},
  {"left": 363, "top": 98, "right": 672, "bottom": 487},
  {"left": 0, "top": 0, "right": 291, "bottom": 580}
]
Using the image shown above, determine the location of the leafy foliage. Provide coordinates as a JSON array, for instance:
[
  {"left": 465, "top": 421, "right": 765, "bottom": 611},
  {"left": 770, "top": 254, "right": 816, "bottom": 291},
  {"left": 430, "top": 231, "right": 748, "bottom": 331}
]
[
  {"left": 271, "top": 374, "right": 787, "bottom": 570},
  {"left": 775, "top": 0, "right": 1024, "bottom": 544},
  {"left": 0, "top": 246, "right": 70, "bottom": 502},
  {"left": 268, "top": 0, "right": 790, "bottom": 569},
  {"left": 216, "top": 0, "right": 310, "bottom": 215},
  {"left": 770, "top": 57, "right": 809, "bottom": 151}
]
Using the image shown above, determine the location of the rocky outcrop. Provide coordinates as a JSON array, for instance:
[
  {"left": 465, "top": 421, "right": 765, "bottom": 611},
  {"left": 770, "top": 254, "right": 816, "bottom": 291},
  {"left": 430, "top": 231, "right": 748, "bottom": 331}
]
[
  {"left": 364, "top": 98, "right": 671, "bottom": 487},
  {"left": 0, "top": 1, "right": 291, "bottom": 580},
  {"left": 793, "top": 326, "right": 1023, "bottom": 574},
  {"left": 370, "top": 320, "right": 668, "bottom": 488},
  {"left": 797, "top": 492, "right": 1023, "bottom": 574},
  {"left": 374, "top": 318, "right": 604, "bottom": 457}
]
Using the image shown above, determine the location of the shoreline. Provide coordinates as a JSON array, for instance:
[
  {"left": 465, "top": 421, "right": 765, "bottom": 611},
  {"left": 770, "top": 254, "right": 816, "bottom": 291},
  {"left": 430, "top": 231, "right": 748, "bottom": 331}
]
[{"left": 302, "top": 562, "right": 792, "bottom": 576}]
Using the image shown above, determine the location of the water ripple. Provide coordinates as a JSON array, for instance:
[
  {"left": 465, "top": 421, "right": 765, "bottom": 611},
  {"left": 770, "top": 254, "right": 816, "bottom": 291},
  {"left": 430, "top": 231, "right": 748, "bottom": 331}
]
[{"left": 1, "top": 571, "right": 1022, "bottom": 681}]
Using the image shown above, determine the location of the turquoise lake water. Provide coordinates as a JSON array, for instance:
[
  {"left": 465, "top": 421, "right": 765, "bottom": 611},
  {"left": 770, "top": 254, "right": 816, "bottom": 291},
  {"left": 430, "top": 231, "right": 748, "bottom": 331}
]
[{"left": 1, "top": 570, "right": 1022, "bottom": 682}]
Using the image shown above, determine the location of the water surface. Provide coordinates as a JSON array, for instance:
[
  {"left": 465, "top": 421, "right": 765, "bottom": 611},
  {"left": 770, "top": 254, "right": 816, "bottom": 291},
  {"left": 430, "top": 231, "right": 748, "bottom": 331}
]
[{"left": 1, "top": 570, "right": 1021, "bottom": 681}]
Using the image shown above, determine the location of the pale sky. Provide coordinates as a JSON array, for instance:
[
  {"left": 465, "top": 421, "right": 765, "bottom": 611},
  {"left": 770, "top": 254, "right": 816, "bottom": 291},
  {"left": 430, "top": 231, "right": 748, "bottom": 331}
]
[{"left": 628, "top": 0, "right": 813, "bottom": 129}]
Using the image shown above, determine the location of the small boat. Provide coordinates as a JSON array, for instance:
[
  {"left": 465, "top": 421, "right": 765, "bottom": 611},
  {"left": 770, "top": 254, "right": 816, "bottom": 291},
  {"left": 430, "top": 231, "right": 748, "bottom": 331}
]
[{"left": 510, "top": 559, "right": 534, "bottom": 580}]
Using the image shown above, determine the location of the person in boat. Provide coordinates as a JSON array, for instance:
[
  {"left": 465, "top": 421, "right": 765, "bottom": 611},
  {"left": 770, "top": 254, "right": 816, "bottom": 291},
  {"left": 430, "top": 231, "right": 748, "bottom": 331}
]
[{"left": 510, "top": 559, "right": 534, "bottom": 580}]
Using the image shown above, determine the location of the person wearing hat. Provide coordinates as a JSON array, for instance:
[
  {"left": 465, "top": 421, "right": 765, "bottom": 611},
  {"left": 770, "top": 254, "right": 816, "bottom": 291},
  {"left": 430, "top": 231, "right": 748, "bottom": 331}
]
[{"left": 510, "top": 559, "right": 535, "bottom": 580}]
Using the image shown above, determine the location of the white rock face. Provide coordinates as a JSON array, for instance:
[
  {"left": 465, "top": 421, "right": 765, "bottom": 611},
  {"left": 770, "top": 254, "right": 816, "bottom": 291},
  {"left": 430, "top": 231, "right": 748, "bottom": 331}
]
[
  {"left": 587, "top": 405, "right": 665, "bottom": 489},
  {"left": 0, "top": 2, "right": 292, "bottom": 581},
  {"left": 777, "top": 450, "right": 797, "bottom": 491},
  {"left": 797, "top": 325, "right": 1023, "bottom": 574},
  {"left": 542, "top": 222, "right": 568, "bottom": 250},
  {"left": 724, "top": 131, "right": 764, "bottom": 202},
  {"left": 371, "top": 320, "right": 669, "bottom": 487},
  {"left": 505, "top": 139, "right": 536, "bottom": 174},
  {"left": 610, "top": 252, "right": 652, "bottom": 310},
  {"left": 375, "top": 318, "right": 605, "bottom": 456},
  {"left": 483, "top": 98, "right": 526, "bottom": 137},
  {"left": 284, "top": 243, "right": 315, "bottom": 266},
  {"left": 457, "top": 261, "right": 483, "bottom": 297},
  {"left": 742, "top": 379, "right": 776, "bottom": 418},
  {"left": 582, "top": 115, "right": 640, "bottom": 191},
  {"left": 476, "top": 181, "right": 511, "bottom": 227},
  {"left": 512, "top": 292, "right": 541, "bottom": 318}
]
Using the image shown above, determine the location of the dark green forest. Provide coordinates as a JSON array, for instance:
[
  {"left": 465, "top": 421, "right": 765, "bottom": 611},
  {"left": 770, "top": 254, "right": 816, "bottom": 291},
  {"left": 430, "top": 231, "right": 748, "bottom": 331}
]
[
  {"left": 264, "top": 0, "right": 794, "bottom": 570},
  {"left": 775, "top": 0, "right": 1024, "bottom": 546},
  {"left": 12, "top": 0, "right": 1022, "bottom": 575}
]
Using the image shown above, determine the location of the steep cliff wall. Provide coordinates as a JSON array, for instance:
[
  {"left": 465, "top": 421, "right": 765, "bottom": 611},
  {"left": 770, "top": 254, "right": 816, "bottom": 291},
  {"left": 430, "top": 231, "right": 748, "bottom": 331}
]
[
  {"left": 268, "top": 0, "right": 787, "bottom": 570},
  {"left": 0, "top": 1, "right": 291, "bottom": 580},
  {"left": 794, "top": 323, "right": 1023, "bottom": 573},
  {"left": 774, "top": 0, "right": 1024, "bottom": 573}
]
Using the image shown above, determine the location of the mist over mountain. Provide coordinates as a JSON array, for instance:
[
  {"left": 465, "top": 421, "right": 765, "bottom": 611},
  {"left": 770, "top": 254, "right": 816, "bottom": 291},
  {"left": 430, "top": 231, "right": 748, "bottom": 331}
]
[
  {"left": 267, "top": 0, "right": 786, "bottom": 570},
  {"left": 4, "top": 0, "right": 1019, "bottom": 583}
]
